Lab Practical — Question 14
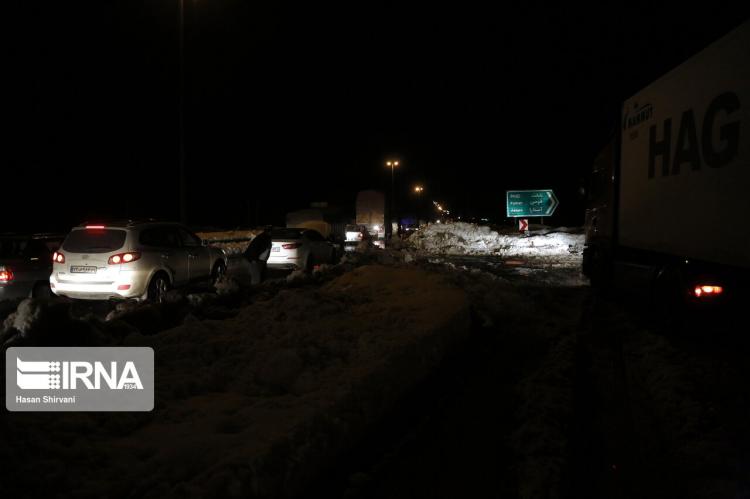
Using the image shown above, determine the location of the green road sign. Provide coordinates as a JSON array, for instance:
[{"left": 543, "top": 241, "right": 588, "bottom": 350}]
[{"left": 506, "top": 189, "right": 559, "bottom": 217}]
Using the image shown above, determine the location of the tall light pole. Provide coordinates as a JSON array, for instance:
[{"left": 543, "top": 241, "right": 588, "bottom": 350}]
[
  {"left": 386, "top": 160, "right": 399, "bottom": 239},
  {"left": 178, "top": 0, "right": 187, "bottom": 225}
]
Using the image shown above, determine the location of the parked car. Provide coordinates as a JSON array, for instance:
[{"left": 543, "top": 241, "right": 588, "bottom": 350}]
[
  {"left": 50, "top": 221, "right": 227, "bottom": 302},
  {"left": 267, "top": 228, "right": 336, "bottom": 271},
  {"left": 0, "top": 234, "right": 64, "bottom": 300}
]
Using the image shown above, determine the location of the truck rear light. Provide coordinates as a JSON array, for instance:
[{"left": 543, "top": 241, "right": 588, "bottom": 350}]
[
  {"left": 53, "top": 252, "right": 65, "bottom": 263},
  {"left": 117, "top": 284, "right": 131, "bottom": 290},
  {"left": 0, "top": 269, "right": 14, "bottom": 282},
  {"left": 108, "top": 252, "right": 141, "bottom": 265},
  {"left": 282, "top": 243, "right": 301, "bottom": 249},
  {"left": 693, "top": 285, "right": 723, "bottom": 298}
]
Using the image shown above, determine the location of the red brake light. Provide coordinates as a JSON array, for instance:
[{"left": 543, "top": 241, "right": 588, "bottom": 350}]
[
  {"left": 693, "top": 285, "right": 724, "bottom": 298},
  {"left": 282, "top": 243, "right": 302, "bottom": 249},
  {"left": 108, "top": 252, "right": 141, "bottom": 265},
  {"left": 86, "top": 225, "right": 106, "bottom": 230},
  {"left": 53, "top": 252, "right": 65, "bottom": 264},
  {"left": 0, "top": 269, "right": 14, "bottom": 282}
]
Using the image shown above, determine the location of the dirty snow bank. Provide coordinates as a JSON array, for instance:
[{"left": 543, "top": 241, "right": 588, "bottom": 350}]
[
  {"left": 197, "top": 229, "right": 261, "bottom": 256},
  {"left": 2, "top": 266, "right": 470, "bottom": 499},
  {"left": 407, "top": 222, "right": 584, "bottom": 264},
  {"left": 412, "top": 259, "right": 584, "bottom": 497},
  {"left": 624, "top": 330, "right": 747, "bottom": 498}
]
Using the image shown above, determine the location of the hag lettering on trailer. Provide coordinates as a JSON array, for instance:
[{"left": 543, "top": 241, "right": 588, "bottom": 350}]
[{"left": 647, "top": 92, "right": 741, "bottom": 178}]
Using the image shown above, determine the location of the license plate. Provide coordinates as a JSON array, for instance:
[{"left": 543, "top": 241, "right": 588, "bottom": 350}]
[
  {"left": 70, "top": 266, "right": 97, "bottom": 274},
  {"left": 272, "top": 247, "right": 280, "bottom": 252}
]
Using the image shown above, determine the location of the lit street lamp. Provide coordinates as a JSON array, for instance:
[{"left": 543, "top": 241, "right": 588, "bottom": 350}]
[
  {"left": 413, "top": 185, "right": 424, "bottom": 194},
  {"left": 386, "top": 160, "right": 399, "bottom": 238}
]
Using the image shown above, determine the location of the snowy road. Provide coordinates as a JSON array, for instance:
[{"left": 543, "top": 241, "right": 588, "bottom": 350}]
[
  {"left": 2, "top": 245, "right": 747, "bottom": 499},
  {"left": 572, "top": 296, "right": 750, "bottom": 499},
  {"left": 306, "top": 258, "right": 750, "bottom": 499}
]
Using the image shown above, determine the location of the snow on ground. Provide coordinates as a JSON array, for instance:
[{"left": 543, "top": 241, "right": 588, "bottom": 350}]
[
  {"left": 406, "top": 222, "right": 584, "bottom": 265},
  {"left": 196, "top": 229, "right": 261, "bottom": 256},
  {"left": 622, "top": 328, "right": 749, "bottom": 498},
  {"left": 0, "top": 240, "right": 590, "bottom": 498},
  {"left": 1, "top": 266, "right": 471, "bottom": 499}
]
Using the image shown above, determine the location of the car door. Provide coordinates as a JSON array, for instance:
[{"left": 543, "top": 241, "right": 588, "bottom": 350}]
[
  {"left": 141, "top": 227, "right": 189, "bottom": 287},
  {"left": 178, "top": 228, "right": 211, "bottom": 281}
]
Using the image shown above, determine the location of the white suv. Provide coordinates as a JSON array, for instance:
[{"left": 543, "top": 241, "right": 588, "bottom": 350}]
[{"left": 50, "top": 221, "right": 227, "bottom": 302}]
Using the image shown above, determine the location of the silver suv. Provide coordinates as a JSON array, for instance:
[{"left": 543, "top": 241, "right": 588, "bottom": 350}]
[{"left": 50, "top": 221, "right": 227, "bottom": 302}]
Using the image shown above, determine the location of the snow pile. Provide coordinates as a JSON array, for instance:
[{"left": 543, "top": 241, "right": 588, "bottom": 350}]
[
  {"left": 511, "top": 334, "right": 576, "bottom": 499},
  {"left": 624, "top": 330, "right": 744, "bottom": 498},
  {"left": 3, "top": 298, "right": 45, "bottom": 333},
  {"left": 1, "top": 298, "right": 112, "bottom": 346},
  {"left": 2, "top": 266, "right": 470, "bottom": 498},
  {"left": 407, "top": 222, "right": 584, "bottom": 263},
  {"left": 213, "top": 275, "right": 240, "bottom": 296},
  {"left": 196, "top": 229, "right": 261, "bottom": 256}
]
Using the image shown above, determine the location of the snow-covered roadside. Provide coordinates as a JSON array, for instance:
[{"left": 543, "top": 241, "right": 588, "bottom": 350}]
[
  {"left": 622, "top": 330, "right": 747, "bottom": 498},
  {"left": 197, "top": 229, "right": 261, "bottom": 256},
  {"left": 406, "top": 222, "right": 584, "bottom": 266},
  {"left": 405, "top": 258, "right": 584, "bottom": 498},
  {"left": 1, "top": 266, "right": 470, "bottom": 498}
]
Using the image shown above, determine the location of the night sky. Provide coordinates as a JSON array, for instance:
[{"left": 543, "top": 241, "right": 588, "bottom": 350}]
[{"left": 6, "top": 2, "right": 750, "bottom": 232}]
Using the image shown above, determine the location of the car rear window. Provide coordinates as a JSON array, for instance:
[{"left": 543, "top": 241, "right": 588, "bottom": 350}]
[
  {"left": 0, "top": 239, "right": 27, "bottom": 258},
  {"left": 62, "top": 229, "right": 127, "bottom": 253},
  {"left": 269, "top": 228, "right": 304, "bottom": 240}
]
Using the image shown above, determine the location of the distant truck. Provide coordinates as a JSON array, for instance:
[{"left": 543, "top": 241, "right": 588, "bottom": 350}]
[
  {"left": 583, "top": 20, "right": 749, "bottom": 308},
  {"left": 355, "top": 190, "right": 386, "bottom": 246}
]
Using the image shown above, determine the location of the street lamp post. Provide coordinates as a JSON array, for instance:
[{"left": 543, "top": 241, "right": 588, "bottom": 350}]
[
  {"left": 386, "top": 160, "right": 399, "bottom": 239},
  {"left": 178, "top": 0, "right": 187, "bottom": 225},
  {"left": 413, "top": 185, "right": 424, "bottom": 226}
]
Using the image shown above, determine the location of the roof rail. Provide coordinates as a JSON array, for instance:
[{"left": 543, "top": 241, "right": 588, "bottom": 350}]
[{"left": 77, "top": 218, "right": 173, "bottom": 227}]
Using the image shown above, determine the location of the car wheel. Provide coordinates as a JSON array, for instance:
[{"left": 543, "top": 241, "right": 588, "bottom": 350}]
[
  {"left": 147, "top": 273, "right": 170, "bottom": 303},
  {"left": 211, "top": 261, "right": 227, "bottom": 285},
  {"left": 32, "top": 281, "right": 52, "bottom": 298}
]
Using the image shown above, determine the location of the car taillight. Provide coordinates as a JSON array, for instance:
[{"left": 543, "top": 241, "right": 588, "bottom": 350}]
[
  {"left": 108, "top": 252, "right": 141, "bottom": 265},
  {"left": 0, "top": 268, "right": 13, "bottom": 282},
  {"left": 52, "top": 252, "right": 65, "bottom": 263},
  {"left": 282, "top": 243, "right": 301, "bottom": 249},
  {"left": 693, "top": 285, "right": 724, "bottom": 298}
]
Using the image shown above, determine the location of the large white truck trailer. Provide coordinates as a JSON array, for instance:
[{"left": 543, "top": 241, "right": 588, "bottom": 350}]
[{"left": 583, "top": 20, "right": 750, "bottom": 308}]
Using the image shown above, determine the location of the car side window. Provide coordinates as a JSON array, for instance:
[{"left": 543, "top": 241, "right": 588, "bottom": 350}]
[
  {"left": 23, "top": 239, "right": 50, "bottom": 259},
  {"left": 178, "top": 228, "right": 201, "bottom": 247},
  {"left": 140, "top": 228, "right": 180, "bottom": 248},
  {"left": 139, "top": 229, "right": 160, "bottom": 247}
]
